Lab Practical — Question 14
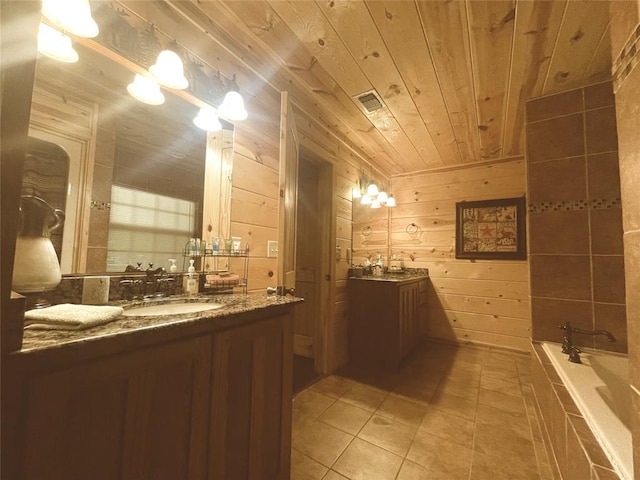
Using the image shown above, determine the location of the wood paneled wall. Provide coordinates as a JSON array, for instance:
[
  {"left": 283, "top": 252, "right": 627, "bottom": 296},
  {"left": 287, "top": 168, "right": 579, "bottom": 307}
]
[{"left": 390, "top": 159, "right": 531, "bottom": 352}]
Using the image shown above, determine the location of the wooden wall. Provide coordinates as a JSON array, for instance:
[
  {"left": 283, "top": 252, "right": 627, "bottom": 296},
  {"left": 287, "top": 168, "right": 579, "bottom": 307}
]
[{"left": 390, "top": 159, "right": 531, "bottom": 352}]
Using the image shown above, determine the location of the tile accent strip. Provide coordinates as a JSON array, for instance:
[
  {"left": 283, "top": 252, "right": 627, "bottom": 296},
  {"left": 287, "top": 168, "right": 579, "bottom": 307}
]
[
  {"left": 528, "top": 198, "right": 622, "bottom": 213},
  {"left": 613, "top": 24, "right": 640, "bottom": 92}
]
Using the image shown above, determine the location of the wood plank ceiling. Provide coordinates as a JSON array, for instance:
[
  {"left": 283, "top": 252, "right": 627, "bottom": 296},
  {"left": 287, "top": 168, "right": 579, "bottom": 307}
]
[{"left": 121, "top": 1, "right": 613, "bottom": 177}]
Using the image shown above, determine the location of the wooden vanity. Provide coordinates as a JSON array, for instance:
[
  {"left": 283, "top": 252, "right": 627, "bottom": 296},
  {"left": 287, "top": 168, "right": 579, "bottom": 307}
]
[
  {"left": 1, "top": 294, "right": 300, "bottom": 480},
  {"left": 348, "top": 275, "right": 429, "bottom": 368}
]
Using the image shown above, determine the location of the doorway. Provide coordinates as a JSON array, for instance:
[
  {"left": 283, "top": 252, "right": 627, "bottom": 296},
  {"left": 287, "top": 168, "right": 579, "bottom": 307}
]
[{"left": 292, "top": 152, "right": 332, "bottom": 392}]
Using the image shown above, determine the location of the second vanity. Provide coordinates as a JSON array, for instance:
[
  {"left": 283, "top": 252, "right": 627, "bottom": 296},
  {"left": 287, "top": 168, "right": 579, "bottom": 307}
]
[
  {"left": 348, "top": 272, "right": 429, "bottom": 368},
  {"left": 2, "top": 293, "right": 301, "bottom": 480}
]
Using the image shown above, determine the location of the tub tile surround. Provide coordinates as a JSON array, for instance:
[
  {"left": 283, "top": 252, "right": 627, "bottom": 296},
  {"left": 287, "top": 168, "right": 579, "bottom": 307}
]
[
  {"left": 530, "top": 343, "right": 621, "bottom": 480},
  {"left": 526, "top": 81, "right": 627, "bottom": 354},
  {"left": 291, "top": 341, "right": 553, "bottom": 480}
]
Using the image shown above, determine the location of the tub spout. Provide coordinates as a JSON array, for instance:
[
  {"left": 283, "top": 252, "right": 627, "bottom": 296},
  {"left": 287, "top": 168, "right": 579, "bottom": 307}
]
[{"left": 558, "top": 322, "right": 616, "bottom": 356}]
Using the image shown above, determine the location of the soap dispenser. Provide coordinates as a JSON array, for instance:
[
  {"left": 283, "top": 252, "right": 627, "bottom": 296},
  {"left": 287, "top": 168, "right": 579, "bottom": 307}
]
[{"left": 183, "top": 259, "right": 199, "bottom": 296}]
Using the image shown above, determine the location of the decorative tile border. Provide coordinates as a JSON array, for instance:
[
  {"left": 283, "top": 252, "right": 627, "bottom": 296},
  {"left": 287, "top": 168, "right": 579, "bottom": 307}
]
[
  {"left": 613, "top": 24, "right": 640, "bottom": 92},
  {"left": 528, "top": 198, "right": 621, "bottom": 213}
]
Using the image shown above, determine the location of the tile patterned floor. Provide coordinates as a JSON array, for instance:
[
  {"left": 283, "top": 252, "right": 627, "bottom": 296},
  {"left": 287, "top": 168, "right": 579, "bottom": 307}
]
[{"left": 291, "top": 341, "right": 555, "bottom": 480}]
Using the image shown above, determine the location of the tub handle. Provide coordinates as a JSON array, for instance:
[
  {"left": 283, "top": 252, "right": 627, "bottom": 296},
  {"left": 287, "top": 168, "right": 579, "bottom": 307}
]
[{"left": 568, "top": 346, "right": 582, "bottom": 364}]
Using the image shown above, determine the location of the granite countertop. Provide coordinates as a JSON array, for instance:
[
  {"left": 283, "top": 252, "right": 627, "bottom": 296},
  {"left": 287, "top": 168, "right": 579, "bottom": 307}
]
[
  {"left": 17, "top": 293, "right": 302, "bottom": 355},
  {"left": 349, "top": 269, "right": 429, "bottom": 284}
]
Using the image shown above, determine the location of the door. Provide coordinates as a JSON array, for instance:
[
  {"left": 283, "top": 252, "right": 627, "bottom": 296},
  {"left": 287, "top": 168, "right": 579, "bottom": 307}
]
[
  {"left": 277, "top": 91, "right": 299, "bottom": 292},
  {"left": 294, "top": 157, "right": 320, "bottom": 357}
]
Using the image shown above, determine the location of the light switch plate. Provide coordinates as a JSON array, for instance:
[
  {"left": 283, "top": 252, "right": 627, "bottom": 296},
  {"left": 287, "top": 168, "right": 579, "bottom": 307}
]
[{"left": 267, "top": 240, "right": 278, "bottom": 258}]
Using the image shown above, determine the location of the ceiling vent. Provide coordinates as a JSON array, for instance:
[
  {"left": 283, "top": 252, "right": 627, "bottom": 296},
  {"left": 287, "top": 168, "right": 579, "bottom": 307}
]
[{"left": 354, "top": 90, "right": 385, "bottom": 113}]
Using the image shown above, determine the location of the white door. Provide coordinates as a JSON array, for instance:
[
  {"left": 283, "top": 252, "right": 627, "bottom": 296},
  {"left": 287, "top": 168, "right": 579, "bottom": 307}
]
[{"left": 277, "top": 92, "right": 299, "bottom": 291}]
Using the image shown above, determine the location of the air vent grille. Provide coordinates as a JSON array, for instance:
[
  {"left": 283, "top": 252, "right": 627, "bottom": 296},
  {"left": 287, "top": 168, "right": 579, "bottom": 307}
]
[{"left": 356, "top": 91, "right": 384, "bottom": 113}]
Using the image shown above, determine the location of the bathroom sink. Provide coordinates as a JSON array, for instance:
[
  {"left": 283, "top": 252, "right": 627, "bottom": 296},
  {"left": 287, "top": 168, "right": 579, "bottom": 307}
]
[{"left": 122, "top": 301, "right": 224, "bottom": 317}]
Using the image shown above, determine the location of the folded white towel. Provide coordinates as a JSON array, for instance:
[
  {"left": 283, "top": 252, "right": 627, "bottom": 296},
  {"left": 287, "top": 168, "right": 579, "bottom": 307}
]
[{"left": 24, "top": 303, "right": 124, "bottom": 330}]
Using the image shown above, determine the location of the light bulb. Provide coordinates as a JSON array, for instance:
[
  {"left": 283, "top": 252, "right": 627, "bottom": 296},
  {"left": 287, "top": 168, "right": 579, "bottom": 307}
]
[
  {"left": 366, "top": 183, "right": 379, "bottom": 197},
  {"left": 41, "top": 0, "right": 99, "bottom": 38},
  {"left": 385, "top": 195, "right": 396, "bottom": 207},
  {"left": 352, "top": 188, "right": 362, "bottom": 199},
  {"left": 371, "top": 198, "right": 382, "bottom": 209},
  {"left": 149, "top": 50, "right": 189, "bottom": 90},
  {"left": 193, "top": 106, "right": 222, "bottom": 132},
  {"left": 377, "top": 191, "right": 388, "bottom": 204},
  {"left": 360, "top": 194, "right": 372, "bottom": 206},
  {"left": 37, "top": 23, "right": 78, "bottom": 63},
  {"left": 219, "top": 90, "right": 248, "bottom": 121},
  {"left": 127, "top": 74, "right": 165, "bottom": 105}
]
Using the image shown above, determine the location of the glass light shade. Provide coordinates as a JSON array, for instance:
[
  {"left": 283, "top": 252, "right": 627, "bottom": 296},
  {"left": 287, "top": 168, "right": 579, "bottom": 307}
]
[
  {"left": 127, "top": 74, "right": 165, "bottom": 105},
  {"left": 193, "top": 106, "right": 222, "bottom": 132},
  {"left": 37, "top": 23, "right": 79, "bottom": 63},
  {"left": 360, "top": 194, "right": 372, "bottom": 206},
  {"left": 371, "top": 198, "right": 382, "bottom": 209},
  {"left": 385, "top": 195, "right": 397, "bottom": 207},
  {"left": 219, "top": 90, "right": 248, "bottom": 121},
  {"left": 366, "top": 183, "right": 379, "bottom": 197},
  {"left": 377, "top": 191, "right": 388, "bottom": 204},
  {"left": 41, "top": 0, "right": 99, "bottom": 38},
  {"left": 352, "top": 188, "right": 362, "bottom": 199},
  {"left": 149, "top": 50, "right": 189, "bottom": 90}
]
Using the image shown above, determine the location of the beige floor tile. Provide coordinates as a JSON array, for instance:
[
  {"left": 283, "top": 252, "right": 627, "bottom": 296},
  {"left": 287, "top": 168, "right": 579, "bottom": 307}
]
[
  {"left": 392, "top": 378, "right": 439, "bottom": 405},
  {"left": 292, "top": 408, "right": 316, "bottom": 440},
  {"left": 407, "top": 431, "right": 473, "bottom": 478},
  {"left": 474, "top": 423, "right": 537, "bottom": 459},
  {"left": 339, "top": 383, "right": 389, "bottom": 412},
  {"left": 418, "top": 407, "right": 475, "bottom": 448},
  {"left": 429, "top": 390, "right": 477, "bottom": 421},
  {"left": 482, "top": 363, "right": 521, "bottom": 382},
  {"left": 476, "top": 402, "right": 529, "bottom": 430},
  {"left": 376, "top": 394, "right": 429, "bottom": 428},
  {"left": 397, "top": 458, "right": 471, "bottom": 480},
  {"left": 322, "top": 471, "right": 349, "bottom": 480},
  {"left": 318, "top": 400, "right": 372, "bottom": 435},
  {"left": 357, "top": 415, "right": 417, "bottom": 457},
  {"left": 470, "top": 450, "right": 541, "bottom": 480},
  {"left": 293, "top": 389, "right": 336, "bottom": 419},
  {"left": 312, "top": 376, "right": 354, "bottom": 399},
  {"left": 480, "top": 374, "right": 523, "bottom": 397},
  {"left": 333, "top": 438, "right": 403, "bottom": 480},
  {"left": 292, "top": 420, "right": 354, "bottom": 467},
  {"left": 478, "top": 388, "right": 526, "bottom": 414},
  {"left": 435, "top": 376, "right": 480, "bottom": 401},
  {"left": 291, "top": 449, "right": 329, "bottom": 480}
]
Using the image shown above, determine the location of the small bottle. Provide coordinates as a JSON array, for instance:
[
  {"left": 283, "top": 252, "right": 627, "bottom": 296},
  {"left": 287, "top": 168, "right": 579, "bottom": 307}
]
[
  {"left": 168, "top": 259, "right": 177, "bottom": 272},
  {"left": 183, "top": 259, "right": 199, "bottom": 296}
]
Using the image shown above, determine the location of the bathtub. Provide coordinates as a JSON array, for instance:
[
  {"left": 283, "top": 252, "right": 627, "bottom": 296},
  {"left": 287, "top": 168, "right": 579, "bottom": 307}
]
[{"left": 542, "top": 342, "right": 632, "bottom": 480}]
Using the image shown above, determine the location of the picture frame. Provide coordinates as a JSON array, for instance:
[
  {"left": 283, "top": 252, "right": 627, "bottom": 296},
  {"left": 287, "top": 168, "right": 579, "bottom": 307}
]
[{"left": 455, "top": 197, "right": 527, "bottom": 260}]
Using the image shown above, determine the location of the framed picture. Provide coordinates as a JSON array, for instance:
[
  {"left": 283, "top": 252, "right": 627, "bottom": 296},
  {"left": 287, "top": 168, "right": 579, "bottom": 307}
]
[{"left": 455, "top": 197, "right": 527, "bottom": 260}]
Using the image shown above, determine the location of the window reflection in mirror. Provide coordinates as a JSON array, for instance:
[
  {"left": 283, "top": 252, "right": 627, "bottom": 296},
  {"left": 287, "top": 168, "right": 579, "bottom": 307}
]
[{"left": 27, "top": 42, "right": 233, "bottom": 274}]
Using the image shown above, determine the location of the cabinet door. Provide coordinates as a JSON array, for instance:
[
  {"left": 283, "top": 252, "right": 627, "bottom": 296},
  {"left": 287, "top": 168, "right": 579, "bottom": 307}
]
[
  {"left": 20, "top": 336, "right": 212, "bottom": 480},
  {"left": 209, "top": 313, "right": 293, "bottom": 480},
  {"left": 398, "top": 282, "right": 420, "bottom": 359}
]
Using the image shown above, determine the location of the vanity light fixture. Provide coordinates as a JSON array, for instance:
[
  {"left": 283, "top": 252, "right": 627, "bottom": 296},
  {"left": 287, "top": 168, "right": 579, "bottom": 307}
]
[
  {"left": 366, "top": 182, "right": 380, "bottom": 197},
  {"left": 377, "top": 191, "right": 388, "bottom": 204},
  {"left": 127, "top": 74, "right": 165, "bottom": 106},
  {"left": 193, "top": 106, "right": 222, "bottom": 132},
  {"left": 37, "top": 23, "right": 79, "bottom": 63},
  {"left": 149, "top": 48, "right": 189, "bottom": 90},
  {"left": 352, "top": 188, "right": 362, "bottom": 199},
  {"left": 219, "top": 74, "right": 248, "bottom": 121},
  {"left": 371, "top": 198, "right": 382, "bottom": 209},
  {"left": 360, "top": 194, "right": 372, "bottom": 206},
  {"left": 41, "top": 0, "right": 99, "bottom": 38},
  {"left": 385, "top": 195, "right": 397, "bottom": 208}
]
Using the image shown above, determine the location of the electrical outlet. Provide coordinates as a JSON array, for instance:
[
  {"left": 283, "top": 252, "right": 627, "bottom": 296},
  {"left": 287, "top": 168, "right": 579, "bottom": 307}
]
[{"left": 267, "top": 240, "right": 278, "bottom": 258}]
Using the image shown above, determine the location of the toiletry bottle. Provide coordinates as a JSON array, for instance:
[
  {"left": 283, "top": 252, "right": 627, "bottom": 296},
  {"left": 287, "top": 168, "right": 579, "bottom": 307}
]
[{"left": 183, "top": 259, "right": 199, "bottom": 296}]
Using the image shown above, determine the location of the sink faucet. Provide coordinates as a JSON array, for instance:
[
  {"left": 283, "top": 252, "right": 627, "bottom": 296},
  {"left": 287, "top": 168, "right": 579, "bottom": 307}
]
[
  {"left": 144, "top": 263, "right": 169, "bottom": 298},
  {"left": 558, "top": 322, "right": 616, "bottom": 363}
]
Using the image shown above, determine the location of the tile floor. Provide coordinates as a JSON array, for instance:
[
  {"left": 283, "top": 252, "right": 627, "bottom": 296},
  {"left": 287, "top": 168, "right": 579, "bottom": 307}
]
[{"left": 290, "top": 341, "right": 555, "bottom": 480}]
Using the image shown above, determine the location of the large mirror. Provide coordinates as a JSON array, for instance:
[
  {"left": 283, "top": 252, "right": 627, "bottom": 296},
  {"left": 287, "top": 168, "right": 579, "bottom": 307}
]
[{"left": 25, "top": 40, "right": 234, "bottom": 275}]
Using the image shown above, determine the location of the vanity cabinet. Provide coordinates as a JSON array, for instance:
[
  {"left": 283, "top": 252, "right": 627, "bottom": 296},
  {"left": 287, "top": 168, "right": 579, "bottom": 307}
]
[
  {"left": 348, "top": 277, "right": 428, "bottom": 368},
  {"left": 3, "top": 310, "right": 293, "bottom": 480}
]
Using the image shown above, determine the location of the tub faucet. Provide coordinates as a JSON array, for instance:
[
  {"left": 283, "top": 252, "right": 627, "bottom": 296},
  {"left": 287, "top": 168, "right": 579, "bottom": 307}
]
[{"left": 558, "top": 322, "right": 616, "bottom": 357}]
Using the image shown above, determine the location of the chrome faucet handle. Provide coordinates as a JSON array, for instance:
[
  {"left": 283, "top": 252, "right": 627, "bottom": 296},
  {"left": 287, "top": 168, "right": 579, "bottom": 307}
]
[{"left": 266, "top": 286, "right": 295, "bottom": 296}]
